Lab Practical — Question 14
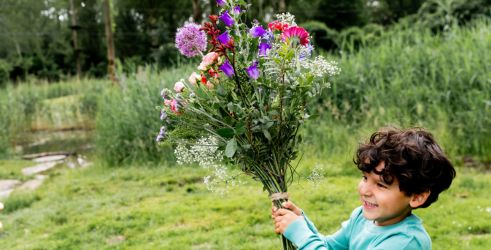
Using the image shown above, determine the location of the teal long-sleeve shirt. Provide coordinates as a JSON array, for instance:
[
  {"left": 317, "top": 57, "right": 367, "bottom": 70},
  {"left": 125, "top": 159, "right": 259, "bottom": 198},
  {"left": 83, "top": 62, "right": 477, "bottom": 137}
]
[{"left": 283, "top": 206, "right": 431, "bottom": 250}]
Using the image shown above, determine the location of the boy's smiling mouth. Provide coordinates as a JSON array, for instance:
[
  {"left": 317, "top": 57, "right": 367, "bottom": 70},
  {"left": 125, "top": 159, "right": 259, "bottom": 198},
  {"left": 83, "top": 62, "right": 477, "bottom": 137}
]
[{"left": 362, "top": 200, "right": 378, "bottom": 208}]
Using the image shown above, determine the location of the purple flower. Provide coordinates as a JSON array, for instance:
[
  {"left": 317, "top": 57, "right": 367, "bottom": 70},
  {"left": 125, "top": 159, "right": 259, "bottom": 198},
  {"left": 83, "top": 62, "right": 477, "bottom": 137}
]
[
  {"left": 219, "top": 11, "right": 234, "bottom": 27},
  {"left": 249, "top": 25, "right": 266, "bottom": 37},
  {"left": 233, "top": 5, "right": 241, "bottom": 14},
  {"left": 160, "top": 110, "right": 167, "bottom": 121},
  {"left": 246, "top": 61, "right": 260, "bottom": 80},
  {"left": 216, "top": 0, "right": 226, "bottom": 6},
  {"left": 218, "top": 31, "right": 231, "bottom": 44},
  {"left": 258, "top": 42, "right": 271, "bottom": 57},
  {"left": 219, "top": 60, "right": 235, "bottom": 78},
  {"left": 175, "top": 23, "right": 207, "bottom": 58},
  {"left": 155, "top": 126, "right": 166, "bottom": 142}
]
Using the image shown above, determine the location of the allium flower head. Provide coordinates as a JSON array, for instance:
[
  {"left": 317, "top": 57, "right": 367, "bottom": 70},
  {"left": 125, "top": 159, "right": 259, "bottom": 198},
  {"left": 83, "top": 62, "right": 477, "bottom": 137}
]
[
  {"left": 175, "top": 23, "right": 207, "bottom": 57},
  {"left": 282, "top": 26, "right": 309, "bottom": 46},
  {"left": 219, "top": 11, "right": 234, "bottom": 27}
]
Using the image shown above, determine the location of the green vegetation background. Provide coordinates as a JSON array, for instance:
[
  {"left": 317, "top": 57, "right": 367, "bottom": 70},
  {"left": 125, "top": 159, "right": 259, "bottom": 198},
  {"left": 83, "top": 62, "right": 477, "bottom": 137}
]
[{"left": 0, "top": 12, "right": 490, "bottom": 250}]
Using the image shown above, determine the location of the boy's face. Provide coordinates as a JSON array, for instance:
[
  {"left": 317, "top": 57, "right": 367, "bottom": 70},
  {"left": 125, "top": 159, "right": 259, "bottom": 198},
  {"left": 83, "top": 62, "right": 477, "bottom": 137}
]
[{"left": 358, "top": 161, "right": 413, "bottom": 226}]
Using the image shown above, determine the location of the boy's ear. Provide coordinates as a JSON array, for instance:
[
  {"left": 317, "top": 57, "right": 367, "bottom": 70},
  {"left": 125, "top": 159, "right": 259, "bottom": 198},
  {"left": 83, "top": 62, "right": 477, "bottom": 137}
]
[{"left": 409, "top": 191, "right": 431, "bottom": 208}]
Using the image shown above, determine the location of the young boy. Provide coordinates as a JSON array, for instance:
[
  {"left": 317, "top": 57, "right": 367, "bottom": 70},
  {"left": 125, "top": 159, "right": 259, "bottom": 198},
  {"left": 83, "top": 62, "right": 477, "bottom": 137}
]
[{"left": 272, "top": 127, "right": 456, "bottom": 249}]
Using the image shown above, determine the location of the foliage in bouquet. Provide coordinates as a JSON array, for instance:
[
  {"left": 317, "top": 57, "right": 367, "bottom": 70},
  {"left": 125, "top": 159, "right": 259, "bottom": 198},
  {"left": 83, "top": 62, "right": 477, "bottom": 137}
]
[{"left": 157, "top": 0, "right": 339, "bottom": 194}]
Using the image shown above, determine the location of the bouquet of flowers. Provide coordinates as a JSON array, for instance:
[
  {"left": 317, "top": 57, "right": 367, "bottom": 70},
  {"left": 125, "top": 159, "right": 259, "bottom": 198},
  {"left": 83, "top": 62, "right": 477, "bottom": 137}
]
[{"left": 157, "top": 0, "right": 339, "bottom": 248}]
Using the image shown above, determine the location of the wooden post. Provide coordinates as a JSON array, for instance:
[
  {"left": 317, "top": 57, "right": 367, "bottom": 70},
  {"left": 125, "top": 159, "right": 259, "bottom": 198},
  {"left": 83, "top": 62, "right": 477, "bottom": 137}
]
[
  {"left": 103, "top": 0, "right": 117, "bottom": 85},
  {"left": 69, "top": 0, "right": 82, "bottom": 79},
  {"left": 278, "top": 0, "right": 287, "bottom": 13},
  {"left": 192, "top": 0, "right": 202, "bottom": 22}
]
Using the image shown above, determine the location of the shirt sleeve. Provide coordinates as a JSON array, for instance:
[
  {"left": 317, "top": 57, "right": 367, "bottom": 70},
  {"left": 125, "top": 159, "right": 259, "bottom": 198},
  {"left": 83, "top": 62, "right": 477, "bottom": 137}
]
[
  {"left": 283, "top": 209, "right": 356, "bottom": 250},
  {"left": 372, "top": 235, "right": 426, "bottom": 250}
]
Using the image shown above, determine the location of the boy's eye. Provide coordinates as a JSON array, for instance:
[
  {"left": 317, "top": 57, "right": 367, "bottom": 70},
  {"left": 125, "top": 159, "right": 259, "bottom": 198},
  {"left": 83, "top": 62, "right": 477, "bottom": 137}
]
[
  {"left": 377, "top": 183, "right": 388, "bottom": 189},
  {"left": 361, "top": 175, "right": 367, "bottom": 181}
]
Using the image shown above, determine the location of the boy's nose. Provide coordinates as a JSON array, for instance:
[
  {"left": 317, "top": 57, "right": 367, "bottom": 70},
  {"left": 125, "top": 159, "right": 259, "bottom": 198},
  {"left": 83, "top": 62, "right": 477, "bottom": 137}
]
[{"left": 358, "top": 182, "right": 372, "bottom": 197}]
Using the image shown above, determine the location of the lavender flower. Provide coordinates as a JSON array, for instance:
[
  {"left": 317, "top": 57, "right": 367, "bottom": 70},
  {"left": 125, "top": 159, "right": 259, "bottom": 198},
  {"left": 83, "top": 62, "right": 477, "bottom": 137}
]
[
  {"left": 175, "top": 23, "right": 207, "bottom": 58},
  {"left": 216, "top": 0, "right": 226, "bottom": 6},
  {"left": 219, "top": 11, "right": 234, "bottom": 27},
  {"left": 155, "top": 126, "right": 166, "bottom": 142},
  {"left": 250, "top": 25, "right": 266, "bottom": 38},
  {"left": 218, "top": 31, "right": 231, "bottom": 44},
  {"left": 246, "top": 61, "right": 260, "bottom": 80},
  {"left": 219, "top": 60, "right": 235, "bottom": 78},
  {"left": 258, "top": 42, "right": 271, "bottom": 57}
]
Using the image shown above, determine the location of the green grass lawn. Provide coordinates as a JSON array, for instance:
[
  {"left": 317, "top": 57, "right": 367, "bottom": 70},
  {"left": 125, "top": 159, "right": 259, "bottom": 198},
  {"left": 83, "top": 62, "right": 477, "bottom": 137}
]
[{"left": 0, "top": 159, "right": 490, "bottom": 249}]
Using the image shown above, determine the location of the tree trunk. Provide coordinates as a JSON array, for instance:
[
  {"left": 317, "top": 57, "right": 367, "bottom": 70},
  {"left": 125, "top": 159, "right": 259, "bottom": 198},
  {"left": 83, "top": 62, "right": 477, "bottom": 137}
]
[
  {"left": 103, "top": 0, "right": 117, "bottom": 85},
  {"left": 278, "top": 0, "right": 287, "bottom": 13},
  {"left": 192, "top": 0, "right": 202, "bottom": 22},
  {"left": 69, "top": 0, "right": 81, "bottom": 79}
]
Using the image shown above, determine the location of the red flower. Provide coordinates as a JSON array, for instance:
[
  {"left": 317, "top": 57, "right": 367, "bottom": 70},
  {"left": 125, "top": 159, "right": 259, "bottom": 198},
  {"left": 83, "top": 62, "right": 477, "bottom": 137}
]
[
  {"left": 268, "top": 21, "right": 289, "bottom": 32},
  {"left": 282, "top": 26, "right": 309, "bottom": 46},
  {"left": 201, "top": 74, "right": 208, "bottom": 84}
]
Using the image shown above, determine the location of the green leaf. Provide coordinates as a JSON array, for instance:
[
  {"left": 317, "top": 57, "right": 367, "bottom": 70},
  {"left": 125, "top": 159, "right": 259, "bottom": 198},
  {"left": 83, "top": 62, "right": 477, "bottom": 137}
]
[
  {"left": 263, "top": 129, "right": 272, "bottom": 141},
  {"left": 235, "top": 122, "right": 246, "bottom": 135},
  {"left": 216, "top": 127, "right": 235, "bottom": 138},
  {"left": 225, "top": 138, "right": 237, "bottom": 158}
]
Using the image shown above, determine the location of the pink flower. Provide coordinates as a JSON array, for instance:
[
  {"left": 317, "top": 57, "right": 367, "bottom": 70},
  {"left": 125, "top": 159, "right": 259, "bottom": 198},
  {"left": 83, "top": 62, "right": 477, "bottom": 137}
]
[
  {"left": 174, "top": 81, "right": 185, "bottom": 93},
  {"left": 170, "top": 99, "right": 179, "bottom": 113},
  {"left": 164, "top": 99, "right": 172, "bottom": 106},
  {"left": 282, "top": 26, "right": 310, "bottom": 46},
  {"left": 198, "top": 52, "right": 219, "bottom": 70},
  {"left": 188, "top": 72, "right": 201, "bottom": 85}
]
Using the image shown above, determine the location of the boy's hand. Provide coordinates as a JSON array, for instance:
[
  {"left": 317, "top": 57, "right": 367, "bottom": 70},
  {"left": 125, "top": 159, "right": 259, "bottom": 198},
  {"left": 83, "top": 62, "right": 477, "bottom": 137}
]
[
  {"left": 281, "top": 201, "right": 302, "bottom": 216},
  {"left": 272, "top": 207, "right": 301, "bottom": 234}
]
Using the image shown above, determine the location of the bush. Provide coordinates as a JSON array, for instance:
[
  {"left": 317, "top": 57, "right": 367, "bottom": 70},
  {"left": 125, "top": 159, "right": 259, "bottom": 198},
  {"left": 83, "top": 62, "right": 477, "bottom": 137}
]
[{"left": 320, "top": 18, "right": 491, "bottom": 160}]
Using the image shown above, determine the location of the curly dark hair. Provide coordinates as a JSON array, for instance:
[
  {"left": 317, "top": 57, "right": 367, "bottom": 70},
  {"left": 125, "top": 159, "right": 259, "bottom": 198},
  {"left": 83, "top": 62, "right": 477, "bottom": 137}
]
[{"left": 354, "top": 127, "right": 456, "bottom": 208}]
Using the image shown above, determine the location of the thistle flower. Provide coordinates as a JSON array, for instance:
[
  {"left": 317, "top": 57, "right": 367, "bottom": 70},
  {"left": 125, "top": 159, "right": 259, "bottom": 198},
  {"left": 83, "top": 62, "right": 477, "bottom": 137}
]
[
  {"left": 282, "top": 26, "right": 309, "bottom": 46},
  {"left": 175, "top": 23, "right": 207, "bottom": 57},
  {"left": 219, "top": 11, "right": 234, "bottom": 27},
  {"left": 246, "top": 61, "right": 260, "bottom": 80},
  {"left": 219, "top": 59, "right": 235, "bottom": 77}
]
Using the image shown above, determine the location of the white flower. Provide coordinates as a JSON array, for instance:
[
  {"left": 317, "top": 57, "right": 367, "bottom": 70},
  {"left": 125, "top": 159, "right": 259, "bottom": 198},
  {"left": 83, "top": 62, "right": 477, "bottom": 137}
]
[
  {"left": 275, "top": 12, "right": 296, "bottom": 26},
  {"left": 303, "top": 56, "right": 340, "bottom": 78}
]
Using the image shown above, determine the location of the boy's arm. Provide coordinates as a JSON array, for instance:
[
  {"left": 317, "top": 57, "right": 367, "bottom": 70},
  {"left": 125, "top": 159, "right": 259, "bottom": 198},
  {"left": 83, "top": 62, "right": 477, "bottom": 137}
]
[{"left": 283, "top": 211, "right": 353, "bottom": 250}]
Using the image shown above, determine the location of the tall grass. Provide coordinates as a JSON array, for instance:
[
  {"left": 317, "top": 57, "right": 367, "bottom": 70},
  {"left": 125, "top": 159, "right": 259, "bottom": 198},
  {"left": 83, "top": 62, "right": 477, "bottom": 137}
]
[
  {"left": 94, "top": 65, "right": 196, "bottom": 166},
  {"left": 312, "top": 18, "right": 491, "bottom": 161},
  {"left": 0, "top": 79, "right": 106, "bottom": 157}
]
